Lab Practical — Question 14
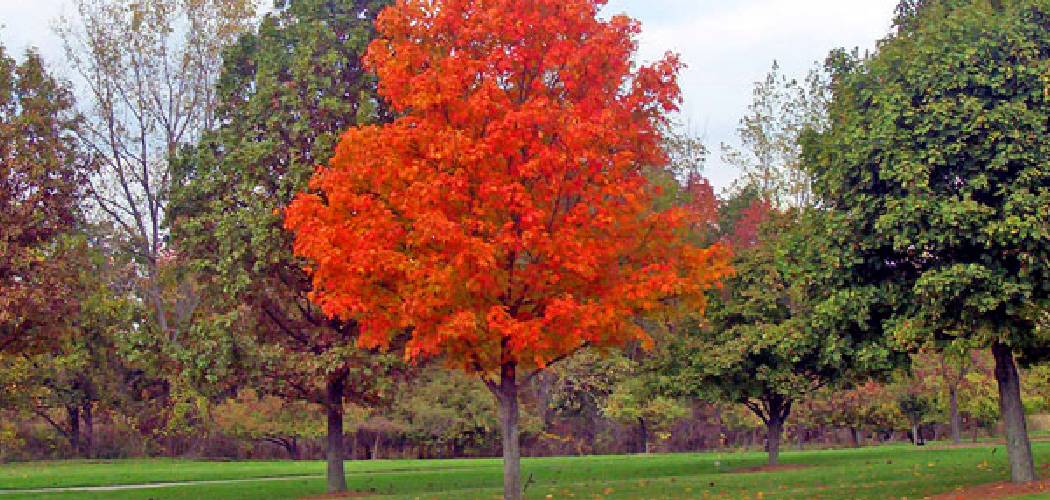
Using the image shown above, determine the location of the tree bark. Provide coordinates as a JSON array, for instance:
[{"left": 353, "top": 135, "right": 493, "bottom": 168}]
[
  {"left": 949, "top": 387, "right": 962, "bottom": 445},
  {"left": 849, "top": 427, "right": 860, "bottom": 448},
  {"left": 326, "top": 374, "right": 348, "bottom": 493},
  {"left": 991, "top": 342, "right": 1036, "bottom": 483},
  {"left": 637, "top": 417, "right": 648, "bottom": 454},
  {"left": 495, "top": 363, "right": 522, "bottom": 500},
  {"left": 82, "top": 401, "right": 93, "bottom": 458},
  {"left": 910, "top": 424, "right": 922, "bottom": 446},
  {"left": 767, "top": 418, "right": 783, "bottom": 466},
  {"left": 65, "top": 405, "right": 81, "bottom": 456}
]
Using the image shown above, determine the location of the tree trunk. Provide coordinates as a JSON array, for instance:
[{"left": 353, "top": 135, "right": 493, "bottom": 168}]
[
  {"left": 910, "top": 423, "right": 923, "bottom": 446},
  {"left": 991, "top": 342, "right": 1036, "bottom": 483},
  {"left": 82, "top": 401, "right": 93, "bottom": 458},
  {"left": 637, "top": 417, "right": 648, "bottom": 454},
  {"left": 495, "top": 363, "right": 522, "bottom": 500},
  {"left": 326, "top": 374, "right": 348, "bottom": 493},
  {"left": 767, "top": 418, "right": 783, "bottom": 466},
  {"left": 373, "top": 433, "right": 381, "bottom": 460},
  {"left": 849, "top": 427, "right": 860, "bottom": 448},
  {"left": 949, "top": 387, "right": 961, "bottom": 445},
  {"left": 65, "top": 405, "right": 81, "bottom": 455}
]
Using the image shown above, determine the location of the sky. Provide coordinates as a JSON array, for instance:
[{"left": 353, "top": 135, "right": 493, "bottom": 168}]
[{"left": 0, "top": 0, "right": 900, "bottom": 191}]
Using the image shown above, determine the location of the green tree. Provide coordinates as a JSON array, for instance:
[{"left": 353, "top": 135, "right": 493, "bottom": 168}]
[
  {"left": 394, "top": 368, "right": 500, "bottom": 458},
  {"left": 804, "top": 0, "right": 1050, "bottom": 482},
  {"left": 169, "top": 0, "right": 394, "bottom": 492},
  {"left": 3, "top": 228, "right": 139, "bottom": 458},
  {"left": 213, "top": 388, "right": 325, "bottom": 459},
  {"left": 658, "top": 208, "right": 897, "bottom": 465},
  {"left": 602, "top": 377, "right": 687, "bottom": 454}
]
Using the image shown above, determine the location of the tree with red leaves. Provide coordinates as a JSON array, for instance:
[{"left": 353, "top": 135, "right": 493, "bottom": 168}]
[{"left": 284, "top": 1, "right": 730, "bottom": 497}]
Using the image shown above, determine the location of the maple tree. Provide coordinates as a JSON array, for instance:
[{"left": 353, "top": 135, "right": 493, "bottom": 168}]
[{"left": 284, "top": 0, "right": 730, "bottom": 496}]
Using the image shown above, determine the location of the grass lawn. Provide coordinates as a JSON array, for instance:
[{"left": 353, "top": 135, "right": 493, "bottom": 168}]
[{"left": 1, "top": 442, "right": 1048, "bottom": 499}]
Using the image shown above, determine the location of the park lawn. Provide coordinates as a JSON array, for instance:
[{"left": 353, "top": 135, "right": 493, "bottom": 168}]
[{"left": 0, "top": 442, "right": 1047, "bottom": 499}]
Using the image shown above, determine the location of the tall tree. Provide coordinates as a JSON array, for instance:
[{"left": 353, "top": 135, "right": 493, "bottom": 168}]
[
  {"left": 55, "top": 0, "right": 256, "bottom": 341},
  {"left": 169, "top": 0, "right": 394, "bottom": 492},
  {"left": 721, "top": 61, "right": 829, "bottom": 208},
  {"left": 804, "top": 0, "right": 1050, "bottom": 482},
  {"left": 283, "top": 0, "right": 732, "bottom": 497},
  {"left": 0, "top": 45, "right": 89, "bottom": 355}
]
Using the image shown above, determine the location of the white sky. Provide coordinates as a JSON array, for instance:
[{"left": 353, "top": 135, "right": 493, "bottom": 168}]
[{"left": 0, "top": 0, "right": 899, "bottom": 191}]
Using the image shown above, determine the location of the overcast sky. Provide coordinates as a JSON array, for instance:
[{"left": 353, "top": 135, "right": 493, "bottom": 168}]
[{"left": 0, "top": 0, "right": 899, "bottom": 190}]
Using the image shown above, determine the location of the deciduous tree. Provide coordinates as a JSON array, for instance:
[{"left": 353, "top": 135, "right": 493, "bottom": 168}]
[
  {"left": 0, "top": 45, "right": 89, "bottom": 355},
  {"left": 55, "top": 0, "right": 256, "bottom": 341},
  {"left": 169, "top": 0, "right": 396, "bottom": 491},
  {"left": 722, "top": 61, "right": 829, "bottom": 208},
  {"left": 804, "top": 0, "right": 1050, "bottom": 482},
  {"left": 284, "top": 1, "right": 731, "bottom": 497},
  {"left": 658, "top": 208, "right": 897, "bottom": 465}
]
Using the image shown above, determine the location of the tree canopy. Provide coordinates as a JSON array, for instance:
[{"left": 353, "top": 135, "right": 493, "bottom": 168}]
[
  {"left": 283, "top": 0, "right": 731, "bottom": 497},
  {"left": 804, "top": 0, "right": 1050, "bottom": 482},
  {"left": 0, "top": 45, "right": 89, "bottom": 355}
]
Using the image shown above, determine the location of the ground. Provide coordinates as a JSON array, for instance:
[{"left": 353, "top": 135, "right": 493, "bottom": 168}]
[{"left": 1, "top": 442, "right": 1049, "bottom": 499}]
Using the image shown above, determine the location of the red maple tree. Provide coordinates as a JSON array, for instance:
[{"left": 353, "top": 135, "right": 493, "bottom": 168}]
[{"left": 284, "top": 0, "right": 730, "bottom": 496}]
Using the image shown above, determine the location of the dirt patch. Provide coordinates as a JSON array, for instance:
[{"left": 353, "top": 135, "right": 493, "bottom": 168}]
[
  {"left": 732, "top": 464, "right": 812, "bottom": 473},
  {"left": 928, "top": 479, "right": 1050, "bottom": 499}
]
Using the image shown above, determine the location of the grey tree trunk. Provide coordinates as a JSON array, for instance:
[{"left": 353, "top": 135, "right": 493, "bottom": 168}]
[
  {"left": 849, "top": 427, "right": 861, "bottom": 448},
  {"left": 991, "top": 342, "right": 1036, "bottom": 483},
  {"left": 949, "top": 387, "right": 962, "bottom": 444},
  {"left": 767, "top": 419, "right": 783, "bottom": 466},
  {"left": 496, "top": 364, "right": 521, "bottom": 500},
  {"left": 326, "top": 375, "right": 348, "bottom": 493}
]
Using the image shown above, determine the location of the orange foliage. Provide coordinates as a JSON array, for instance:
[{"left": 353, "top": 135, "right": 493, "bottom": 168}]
[{"left": 284, "top": 0, "right": 731, "bottom": 375}]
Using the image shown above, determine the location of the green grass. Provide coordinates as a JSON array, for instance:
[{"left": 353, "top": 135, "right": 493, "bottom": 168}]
[{"left": 1, "top": 442, "right": 1048, "bottom": 499}]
